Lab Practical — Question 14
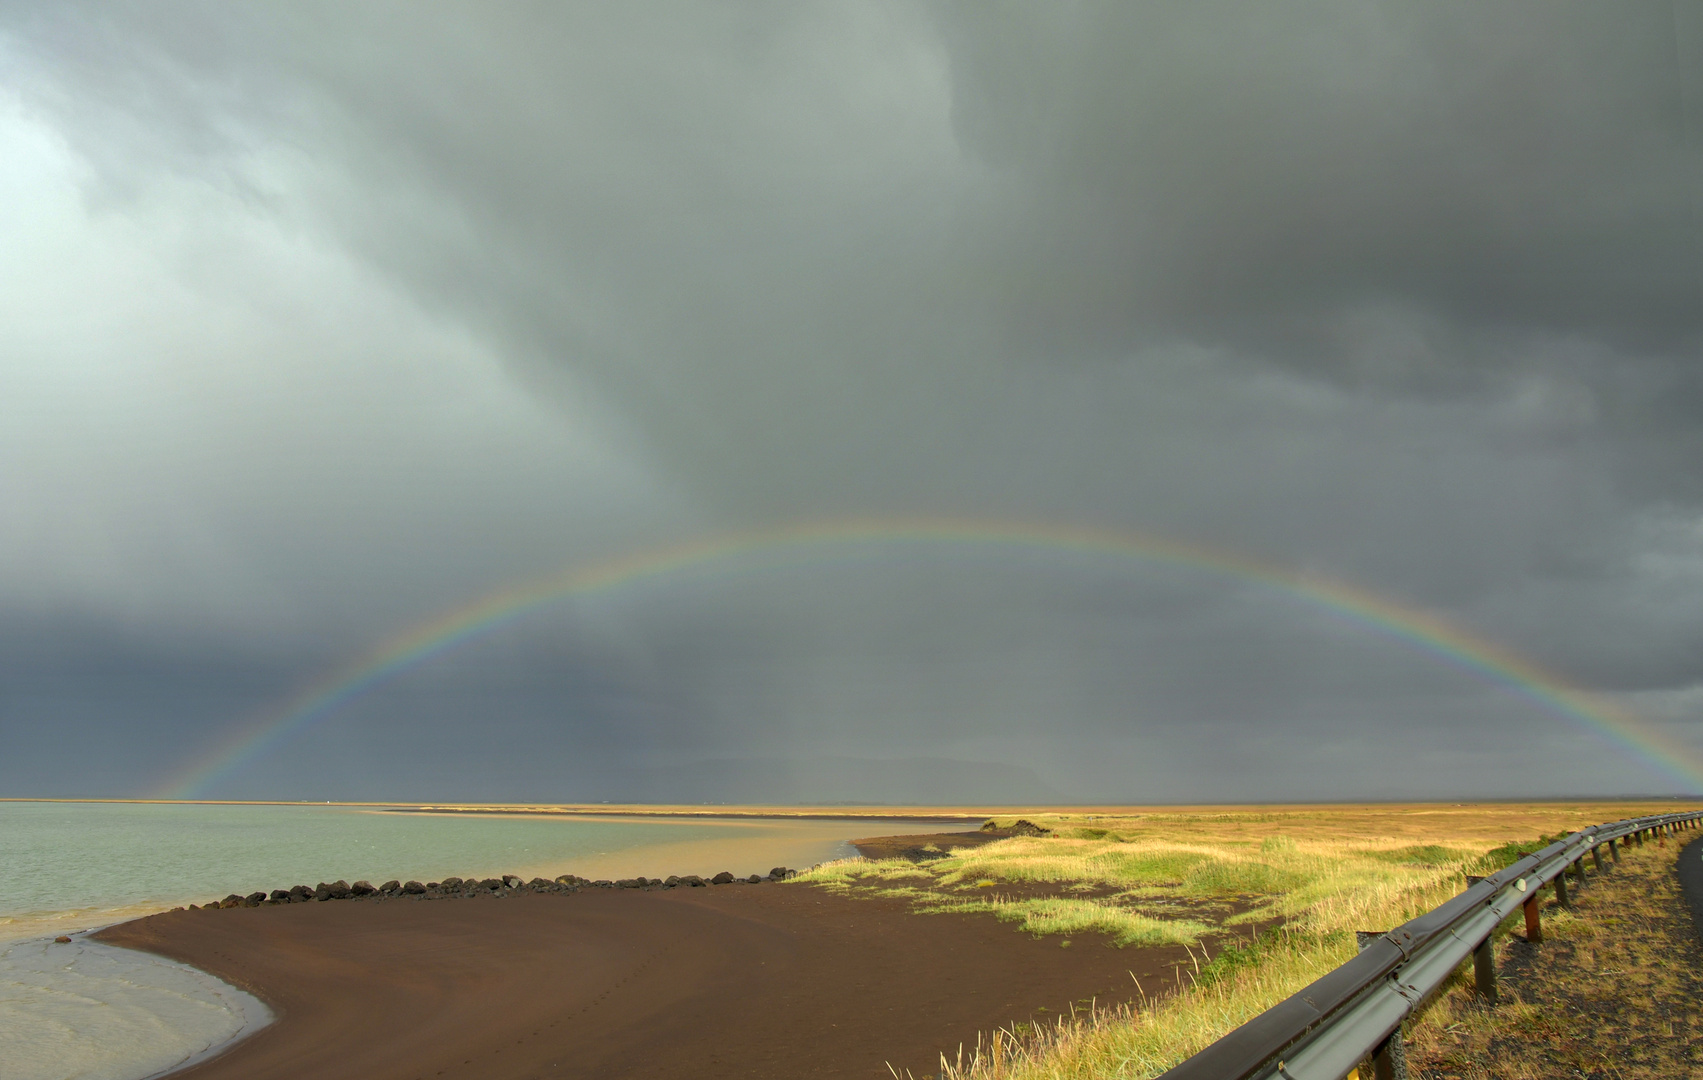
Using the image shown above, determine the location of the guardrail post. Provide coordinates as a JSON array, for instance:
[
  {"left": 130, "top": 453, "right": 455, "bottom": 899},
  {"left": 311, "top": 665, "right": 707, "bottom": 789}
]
[
  {"left": 1371, "top": 1031, "right": 1409, "bottom": 1080},
  {"left": 1523, "top": 892, "right": 1543, "bottom": 942},
  {"left": 1571, "top": 857, "right": 1585, "bottom": 886},
  {"left": 1608, "top": 838, "right": 1620, "bottom": 864},
  {"left": 1591, "top": 845, "right": 1603, "bottom": 872},
  {"left": 1473, "top": 935, "right": 1498, "bottom": 1003},
  {"left": 1554, "top": 869, "right": 1570, "bottom": 908}
]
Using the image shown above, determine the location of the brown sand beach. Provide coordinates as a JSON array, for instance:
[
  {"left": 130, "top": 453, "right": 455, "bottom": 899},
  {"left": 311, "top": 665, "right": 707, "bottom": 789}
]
[{"left": 95, "top": 876, "right": 1189, "bottom": 1080}]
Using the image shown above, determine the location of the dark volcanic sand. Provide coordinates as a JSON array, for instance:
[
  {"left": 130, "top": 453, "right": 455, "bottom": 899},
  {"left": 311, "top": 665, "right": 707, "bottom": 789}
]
[
  {"left": 850, "top": 830, "right": 1010, "bottom": 860},
  {"left": 96, "top": 884, "right": 1191, "bottom": 1080}
]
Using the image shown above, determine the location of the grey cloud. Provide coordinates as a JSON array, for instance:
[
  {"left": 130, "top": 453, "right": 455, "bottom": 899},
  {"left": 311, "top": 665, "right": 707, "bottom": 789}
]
[{"left": 3, "top": 3, "right": 1702, "bottom": 800}]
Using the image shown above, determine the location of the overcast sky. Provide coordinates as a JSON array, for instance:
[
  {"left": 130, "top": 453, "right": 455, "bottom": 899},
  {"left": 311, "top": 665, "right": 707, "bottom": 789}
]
[{"left": 3, "top": 2, "right": 1702, "bottom": 803}]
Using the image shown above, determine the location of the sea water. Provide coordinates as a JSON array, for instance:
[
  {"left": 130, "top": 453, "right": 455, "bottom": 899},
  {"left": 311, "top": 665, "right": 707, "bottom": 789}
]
[
  {"left": 0, "top": 936, "right": 268, "bottom": 1080},
  {"left": 0, "top": 801, "right": 942, "bottom": 1080}
]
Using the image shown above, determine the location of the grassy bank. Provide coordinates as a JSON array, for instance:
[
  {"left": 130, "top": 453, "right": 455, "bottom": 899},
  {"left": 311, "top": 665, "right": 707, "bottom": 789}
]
[{"left": 792, "top": 801, "right": 1696, "bottom": 1079}]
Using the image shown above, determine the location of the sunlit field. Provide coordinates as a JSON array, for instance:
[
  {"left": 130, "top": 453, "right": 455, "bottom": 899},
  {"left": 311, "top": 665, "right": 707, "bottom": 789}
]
[{"left": 792, "top": 801, "right": 1700, "bottom": 1080}]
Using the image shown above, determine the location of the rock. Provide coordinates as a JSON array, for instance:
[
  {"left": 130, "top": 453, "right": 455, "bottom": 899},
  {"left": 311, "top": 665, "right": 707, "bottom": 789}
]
[
  {"left": 187, "top": 904, "right": 200, "bottom": 911},
  {"left": 222, "top": 894, "right": 245, "bottom": 909},
  {"left": 379, "top": 880, "right": 401, "bottom": 894},
  {"left": 553, "top": 874, "right": 580, "bottom": 887},
  {"left": 745, "top": 874, "right": 762, "bottom": 884},
  {"left": 440, "top": 877, "right": 464, "bottom": 890},
  {"left": 592, "top": 879, "right": 613, "bottom": 888},
  {"left": 710, "top": 871, "right": 735, "bottom": 885},
  {"left": 614, "top": 878, "right": 639, "bottom": 888},
  {"left": 351, "top": 881, "right": 376, "bottom": 896},
  {"left": 1009, "top": 819, "right": 1051, "bottom": 837},
  {"left": 768, "top": 867, "right": 792, "bottom": 880},
  {"left": 54, "top": 935, "right": 71, "bottom": 943},
  {"left": 503, "top": 875, "right": 523, "bottom": 889},
  {"left": 320, "top": 880, "right": 351, "bottom": 900},
  {"left": 680, "top": 874, "right": 705, "bottom": 887},
  {"left": 480, "top": 878, "right": 503, "bottom": 891},
  {"left": 245, "top": 891, "right": 268, "bottom": 905},
  {"left": 402, "top": 880, "right": 426, "bottom": 894},
  {"left": 288, "top": 885, "right": 313, "bottom": 902},
  {"left": 269, "top": 889, "right": 292, "bottom": 902},
  {"left": 664, "top": 875, "right": 681, "bottom": 887},
  {"left": 313, "top": 883, "right": 332, "bottom": 900},
  {"left": 528, "top": 877, "right": 553, "bottom": 890}
]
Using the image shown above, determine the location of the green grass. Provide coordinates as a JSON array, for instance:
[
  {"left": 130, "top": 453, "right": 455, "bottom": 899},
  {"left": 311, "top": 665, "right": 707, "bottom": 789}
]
[{"left": 916, "top": 895, "right": 1211, "bottom": 947}]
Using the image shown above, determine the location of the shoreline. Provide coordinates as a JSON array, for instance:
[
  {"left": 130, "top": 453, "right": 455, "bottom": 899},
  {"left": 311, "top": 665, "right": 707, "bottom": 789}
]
[{"left": 94, "top": 873, "right": 1191, "bottom": 1080}]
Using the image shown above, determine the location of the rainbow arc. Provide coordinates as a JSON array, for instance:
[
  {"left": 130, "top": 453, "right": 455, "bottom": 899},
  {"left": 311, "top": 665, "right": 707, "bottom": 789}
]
[{"left": 157, "top": 518, "right": 1703, "bottom": 799}]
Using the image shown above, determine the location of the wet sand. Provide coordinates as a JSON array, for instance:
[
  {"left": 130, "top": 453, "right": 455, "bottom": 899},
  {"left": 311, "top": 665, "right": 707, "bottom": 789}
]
[{"left": 97, "top": 883, "right": 1189, "bottom": 1080}]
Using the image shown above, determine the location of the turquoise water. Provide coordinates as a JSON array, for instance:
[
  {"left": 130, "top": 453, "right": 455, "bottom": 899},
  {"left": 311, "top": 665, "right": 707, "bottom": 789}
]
[
  {"left": 0, "top": 801, "right": 932, "bottom": 937},
  {"left": 0, "top": 801, "right": 942, "bottom": 1080}
]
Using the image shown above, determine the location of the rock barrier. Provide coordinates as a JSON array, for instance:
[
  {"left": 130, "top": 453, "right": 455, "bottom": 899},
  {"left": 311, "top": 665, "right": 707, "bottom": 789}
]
[{"left": 190, "top": 866, "right": 801, "bottom": 910}]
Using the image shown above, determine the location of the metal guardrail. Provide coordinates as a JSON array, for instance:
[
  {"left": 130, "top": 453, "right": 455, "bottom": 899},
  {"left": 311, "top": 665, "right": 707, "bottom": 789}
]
[{"left": 1157, "top": 810, "right": 1703, "bottom": 1080}]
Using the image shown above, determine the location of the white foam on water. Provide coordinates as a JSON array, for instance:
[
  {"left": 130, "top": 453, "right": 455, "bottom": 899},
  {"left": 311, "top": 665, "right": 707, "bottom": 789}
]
[{"left": 0, "top": 935, "right": 269, "bottom": 1080}]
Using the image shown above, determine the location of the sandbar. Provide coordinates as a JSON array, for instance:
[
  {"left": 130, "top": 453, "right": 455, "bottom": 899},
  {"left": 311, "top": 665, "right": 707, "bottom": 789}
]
[{"left": 96, "top": 882, "right": 1188, "bottom": 1080}]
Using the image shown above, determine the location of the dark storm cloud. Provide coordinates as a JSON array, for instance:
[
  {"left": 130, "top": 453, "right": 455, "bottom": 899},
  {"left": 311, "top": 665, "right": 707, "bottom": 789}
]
[
  {"left": 939, "top": 4, "right": 1703, "bottom": 361},
  {"left": 3, "top": 2, "right": 1702, "bottom": 800}
]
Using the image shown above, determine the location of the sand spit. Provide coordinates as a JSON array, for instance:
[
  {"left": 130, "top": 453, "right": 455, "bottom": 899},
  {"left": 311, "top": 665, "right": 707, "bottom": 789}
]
[{"left": 95, "top": 877, "right": 1193, "bottom": 1080}]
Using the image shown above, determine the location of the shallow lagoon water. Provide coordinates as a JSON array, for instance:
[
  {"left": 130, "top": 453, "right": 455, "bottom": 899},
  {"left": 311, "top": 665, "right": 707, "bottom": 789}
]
[
  {"left": 0, "top": 936, "right": 268, "bottom": 1080},
  {"left": 0, "top": 801, "right": 944, "bottom": 1080}
]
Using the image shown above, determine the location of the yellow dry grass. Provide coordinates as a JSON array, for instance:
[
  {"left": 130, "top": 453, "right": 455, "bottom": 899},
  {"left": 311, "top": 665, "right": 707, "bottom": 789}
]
[{"left": 803, "top": 801, "right": 1700, "bottom": 1080}]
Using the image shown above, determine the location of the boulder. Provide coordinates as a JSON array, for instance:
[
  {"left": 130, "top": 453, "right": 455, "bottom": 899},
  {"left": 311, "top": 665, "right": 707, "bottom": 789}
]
[
  {"left": 768, "top": 867, "right": 792, "bottom": 880},
  {"left": 245, "top": 891, "right": 268, "bottom": 905},
  {"left": 503, "top": 876, "right": 523, "bottom": 889},
  {"left": 528, "top": 877, "right": 553, "bottom": 890},
  {"left": 402, "top": 880, "right": 427, "bottom": 895},
  {"left": 592, "top": 880, "right": 613, "bottom": 888},
  {"left": 680, "top": 874, "right": 705, "bottom": 887},
  {"left": 289, "top": 885, "right": 314, "bottom": 902},
  {"left": 440, "top": 877, "right": 464, "bottom": 890},
  {"left": 313, "top": 883, "right": 332, "bottom": 900},
  {"left": 379, "top": 880, "right": 401, "bottom": 894},
  {"left": 480, "top": 878, "right": 503, "bottom": 891},
  {"left": 327, "top": 880, "right": 352, "bottom": 900},
  {"left": 616, "top": 878, "right": 642, "bottom": 888},
  {"left": 351, "top": 881, "right": 376, "bottom": 896},
  {"left": 664, "top": 876, "right": 681, "bottom": 887},
  {"left": 54, "top": 935, "right": 71, "bottom": 944},
  {"left": 269, "top": 889, "right": 292, "bottom": 902},
  {"left": 710, "top": 872, "right": 735, "bottom": 885},
  {"left": 745, "top": 874, "right": 762, "bottom": 884}
]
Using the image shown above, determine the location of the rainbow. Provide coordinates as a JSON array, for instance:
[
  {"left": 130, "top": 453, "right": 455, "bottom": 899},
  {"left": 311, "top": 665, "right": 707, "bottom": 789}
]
[{"left": 157, "top": 517, "right": 1703, "bottom": 798}]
